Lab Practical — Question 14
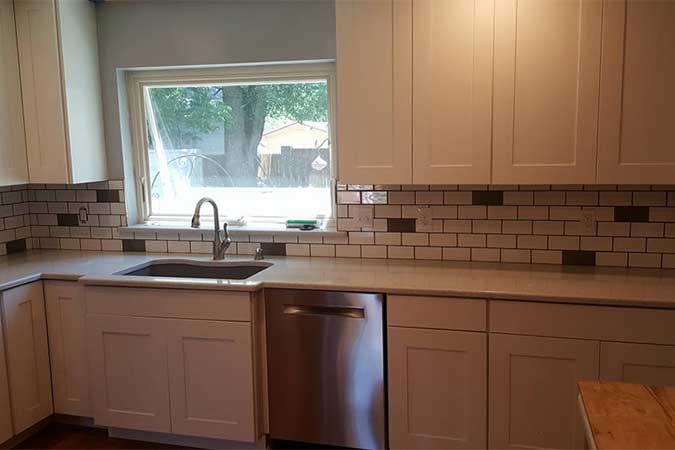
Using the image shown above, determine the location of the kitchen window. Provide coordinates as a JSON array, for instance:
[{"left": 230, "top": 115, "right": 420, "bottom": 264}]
[{"left": 127, "top": 63, "right": 335, "bottom": 227}]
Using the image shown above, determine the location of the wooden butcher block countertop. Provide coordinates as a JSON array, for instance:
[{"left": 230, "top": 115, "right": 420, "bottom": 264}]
[{"left": 578, "top": 380, "right": 675, "bottom": 450}]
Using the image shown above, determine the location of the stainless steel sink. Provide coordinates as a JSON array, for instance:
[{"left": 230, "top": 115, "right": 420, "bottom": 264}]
[{"left": 117, "top": 259, "right": 273, "bottom": 280}]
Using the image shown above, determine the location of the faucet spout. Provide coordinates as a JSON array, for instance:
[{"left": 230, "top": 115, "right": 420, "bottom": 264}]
[{"left": 190, "top": 197, "right": 231, "bottom": 260}]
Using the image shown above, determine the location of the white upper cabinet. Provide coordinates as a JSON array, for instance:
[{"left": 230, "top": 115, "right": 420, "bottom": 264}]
[
  {"left": 14, "top": 0, "right": 107, "bottom": 184},
  {"left": 0, "top": 0, "right": 28, "bottom": 187},
  {"left": 336, "top": 0, "right": 412, "bottom": 184},
  {"left": 412, "top": 0, "right": 493, "bottom": 184},
  {"left": 492, "top": 0, "right": 602, "bottom": 184},
  {"left": 597, "top": 0, "right": 675, "bottom": 184}
]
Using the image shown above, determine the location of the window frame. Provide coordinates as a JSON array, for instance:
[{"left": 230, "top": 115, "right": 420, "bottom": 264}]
[{"left": 126, "top": 62, "right": 337, "bottom": 227}]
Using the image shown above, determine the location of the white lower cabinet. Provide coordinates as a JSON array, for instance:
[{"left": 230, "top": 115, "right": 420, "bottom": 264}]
[
  {"left": 388, "top": 327, "right": 487, "bottom": 449},
  {"left": 86, "top": 287, "right": 258, "bottom": 443},
  {"left": 1, "top": 281, "right": 53, "bottom": 434},
  {"left": 0, "top": 311, "right": 13, "bottom": 443},
  {"left": 45, "top": 281, "right": 91, "bottom": 417},
  {"left": 167, "top": 319, "right": 255, "bottom": 441},
  {"left": 489, "top": 334, "right": 599, "bottom": 450},
  {"left": 87, "top": 315, "right": 171, "bottom": 433},
  {"left": 600, "top": 342, "right": 675, "bottom": 387}
]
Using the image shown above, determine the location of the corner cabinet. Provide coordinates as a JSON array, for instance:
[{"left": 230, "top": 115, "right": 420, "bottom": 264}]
[
  {"left": 597, "top": 0, "right": 675, "bottom": 184},
  {"left": 45, "top": 281, "right": 91, "bottom": 417},
  {"left": 14, "top": 0, "right": 107, "bottom": 184},
  {"left": 0, "top": 0, "right": 28, "bottom": 187},
  {"left": 0, "top": 305, "right": 12, "bottom": 443},
  {"left": 0, "top": 281, "right": 53, "bottom": 434},
  {"left": 336, "top": 0, "right": 412, "bottom": 184},
  {"left": 85, "top": 286, "right": 261, "bottom": 443}
]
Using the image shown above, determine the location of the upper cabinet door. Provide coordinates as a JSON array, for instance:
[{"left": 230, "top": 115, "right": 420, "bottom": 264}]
[
  {"left": 1, "top": 281, "right": 53, "bottom": 434},
  {"left": 412, "top": 0, "right": 493, "bottom": 184},
  {"left": 493, "top": 0, "right": 602, "bottom": 184},
  {"left": 597, "top": 0, "right": 675, "bottom": 184},
  {"left": 14, "top": 0, "right": 70, "bottom": 184},
  {"left": 336, "top": 0, "right": 412, "bottom": 184},
  {"left": 0, "top": 0, "right": 28, "bottom": 187}
]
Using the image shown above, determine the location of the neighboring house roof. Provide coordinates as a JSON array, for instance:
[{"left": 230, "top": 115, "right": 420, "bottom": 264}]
[{"left": 258, "top": 121, "right": 329, "bottom": 155}]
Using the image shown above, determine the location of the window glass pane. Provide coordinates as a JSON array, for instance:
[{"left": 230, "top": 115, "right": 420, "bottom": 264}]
[{"left": 144, "top": 79, "right": 332, "bottom": 222}]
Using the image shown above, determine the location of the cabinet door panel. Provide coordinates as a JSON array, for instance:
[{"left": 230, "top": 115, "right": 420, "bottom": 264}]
[
  {"left": 14, "top": 0, "right": 69, "bottom": 183},
  {"left": 493, "top": 0, "right": 602, "bottom": 184},
  {"left": 600, "top": 342, "right": 675, "bottom": 387},
  {"left": 412, "top": 0, "right": 493, "bottom": 184},
  {"left": 167, "top": 320, "right": 256, "bottom": 442},
  {"left": 87, "top": 315, "right": 170, "bottom": 432},
  {"left": 597, "top": 0, "right": 675, "bottom": 183},
  {"left": 388, "top": 327, "right": 486, "bottom": 449},
  {"left": 45, "top": 281, "right": 90, "bottom": 417},
  {"left": 489, "top": 334, "right": 599, "bottom": 450},
  {"left": 0, "top": 306, "right": 12, "bottom": 443},
  {"left": 0, "top": 0, "right": 28, "bottom": 186},
  {"left": 336, "top": 0, "right": 412, "bottom": 184},
  {"left": 2, "top": 282, "right": 52, "bottom": 433}
]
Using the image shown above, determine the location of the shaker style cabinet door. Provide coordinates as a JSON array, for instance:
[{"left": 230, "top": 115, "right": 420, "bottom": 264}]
[
  {"left": 388, "top": 327, "right": 487, "bottom": 449},
  {"left": 336, "top": 0, "right": 412, "bottom": 184},
  {"left": 13, "top": 0, "right": 70, "bottom": 184},
  {"left": 1, "top": 282, "right": 53, "bottom": 434},
  {"left": 0, "top": 306, "right": 13, "bottom": 443},
  {"left": 489, "top": 334, "right": 599, "bottom": 450},
  {"left": 166, "top": 319, "right": 256, "bottom": 442},
  {"left": 412, "top": 0, "right": 493, "bottom": 184},
  {"left": 87, "top": 315, "right": 171, "bottom": 433},
  {"left": 492, "top": 0, "right": 602, "bottom": 184},
  {"left": 597, "top": 0, "right": 675, "bottom": 183},
  {"left": 600, "top": 342, "right": 675, "bottom": 387},
  {"left": 0, "top": 0, "right": 28, "bottom": 187},
  {"left": 45, "top": 281, "right": 91, "bottom": 417}
]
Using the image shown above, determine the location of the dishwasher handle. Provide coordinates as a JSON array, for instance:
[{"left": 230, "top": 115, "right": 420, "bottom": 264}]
[{"left": 283, "top": 304, "right": 365, "bottom": 319}]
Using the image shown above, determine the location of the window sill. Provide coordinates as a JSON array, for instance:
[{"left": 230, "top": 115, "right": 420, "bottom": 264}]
[{"left": 120, "top": 222, "right": 345, "bottom": 240}]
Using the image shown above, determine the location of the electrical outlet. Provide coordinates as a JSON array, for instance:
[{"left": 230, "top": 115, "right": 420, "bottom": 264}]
[
  {"left": 355, "top": 206, "right": 374, "bottom": 228},
  {"left": 417, "top": 207, "right": 432, "bottom": 231},
  {"left": 581, "top": 209, "right": 596, "bottom": 234}
]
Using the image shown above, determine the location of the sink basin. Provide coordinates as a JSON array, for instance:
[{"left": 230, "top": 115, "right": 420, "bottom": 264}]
[{"left": 117, "top": 259, "right": 273, "bottom": 280}]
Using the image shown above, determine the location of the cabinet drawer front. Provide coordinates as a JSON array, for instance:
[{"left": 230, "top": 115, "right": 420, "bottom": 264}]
[
  {"left": 388, "top": 295, "right": 486, "bottom": 331},
  {"left": 490, "top": 300, "right": 675, "bottom": 345},
  {"left": 85, "top": 287, "right": 251, "bottom": 321}
]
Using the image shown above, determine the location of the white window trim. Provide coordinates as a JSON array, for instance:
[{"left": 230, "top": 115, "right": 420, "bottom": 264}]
[{"left": 126, "top": 61, "right": 337, "bottom": 228}]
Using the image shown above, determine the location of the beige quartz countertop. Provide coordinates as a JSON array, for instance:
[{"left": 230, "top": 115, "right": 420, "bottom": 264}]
[{"left": 1, "top": 250, "right": 675, "bottom": 308}]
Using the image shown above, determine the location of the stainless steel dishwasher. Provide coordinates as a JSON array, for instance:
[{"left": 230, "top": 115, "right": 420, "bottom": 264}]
[{"left": 265, "top": 289, "right": 385, "bottom": 450}]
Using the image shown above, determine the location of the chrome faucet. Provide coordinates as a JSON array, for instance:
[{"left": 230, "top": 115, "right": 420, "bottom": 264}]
[{"left": 190, "top": 197, "right": 231, "bottom": 260}]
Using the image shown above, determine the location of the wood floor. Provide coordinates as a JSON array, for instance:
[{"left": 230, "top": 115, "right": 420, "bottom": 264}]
[{"left": 15, "top": 424, "right": 189, "bottom": 449}]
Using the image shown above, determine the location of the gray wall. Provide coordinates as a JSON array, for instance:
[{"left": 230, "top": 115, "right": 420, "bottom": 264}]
[{"left": 96, "top": 0, "right": 336, "bottom": 180}]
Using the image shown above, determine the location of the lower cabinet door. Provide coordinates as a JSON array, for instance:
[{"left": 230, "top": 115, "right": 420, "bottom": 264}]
[
  {"left": 600, "top": 342, "right": 675, "bottom": 386},
  {"left": 2, "top": 281, "right": 53, "bottom": 433},
  {"left": 0, "top": 311, "right": 13, "bottom": 443},
  {"left": 388, "top": 327, "right": 487, "bottom": 449},
  {"left": 489, "top": 334, "right": 599, "bottom": 450},
  {"left": 166, "top": 319, "right": 256, "bottom": 442},
  {"left": 45, "top": 281, "right": 91, "bottom": 417},
  {"left": 87, "top": 315, "right": 171, "bottom": 433}
]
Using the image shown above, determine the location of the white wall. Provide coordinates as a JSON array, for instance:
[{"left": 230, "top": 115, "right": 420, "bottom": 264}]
[{"left": 96, "top": 0, "right": 336, "bottom": 179}]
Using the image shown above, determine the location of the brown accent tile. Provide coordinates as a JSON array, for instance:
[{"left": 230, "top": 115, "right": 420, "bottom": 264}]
[
  {"left": 562, "top": 250, "right": 596, "bottom": 266},
  {"left": 614, "top": 206, "right": 649, "bottom": 223},
  {"left": 261, "top": 242, "right": 287, "bottom": 256},
  {"left": 387, "top": 218, "right": 416, "bottom": 232},
  {"left": 472, "top": 191, "right": 503, "bottom": 206}
]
